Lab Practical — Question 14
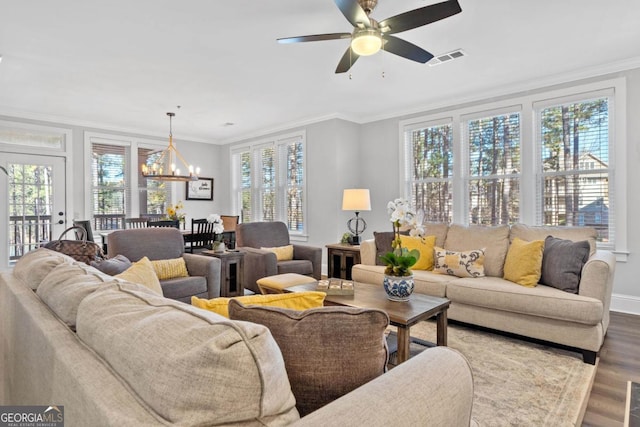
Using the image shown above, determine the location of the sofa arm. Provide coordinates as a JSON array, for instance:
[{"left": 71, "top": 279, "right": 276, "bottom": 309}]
[
  {"left": 237, "top": 247, "right": 278, "bottom": 293},
  {"left": 293, "top": 347, "right": 474, "bottom": 427},
  {"left": 360, "top": 239, "right": 377, "bottom": 266},
  {"left": 293, "top": 245, "right": 322, "bottom": 279},
  {"left": 579, "top": 249, "right": 616, "bottom": 331},
  {"left": 182, "top": 253, "right": 222, "bottom": 299}
]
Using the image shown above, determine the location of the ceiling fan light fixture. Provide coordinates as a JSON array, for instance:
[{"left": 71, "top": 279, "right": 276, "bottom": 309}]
[{"left": 351, "top": 30, "right": 382, "bottom": 56}]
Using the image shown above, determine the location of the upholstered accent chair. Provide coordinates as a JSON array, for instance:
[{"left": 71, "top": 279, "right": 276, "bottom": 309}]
[
  {"left": 107, "top": 227, "right": 221, "bottom": 302},
  {"left": 236, "top": 221, "right": 322, "bottom": 293}
]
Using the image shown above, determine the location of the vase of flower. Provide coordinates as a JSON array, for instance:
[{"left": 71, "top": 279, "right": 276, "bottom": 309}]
[
  {"left": 207, "top": 213, "right": 226, "bottom": 253},
  {"left": 379, "top": 198, "right": 424, "bottom": 301},
  {"left": 383, "top": 274, "right": 415, "bottom": 301},
  {"left": 212, "top": 240, "right": 226, "bottom": 253}
]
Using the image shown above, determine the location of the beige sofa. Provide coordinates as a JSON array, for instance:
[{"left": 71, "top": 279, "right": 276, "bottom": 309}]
[
  {"left": 1, "top": 248, "right": 475, "bottom": 426},
  {"left": 353, "top": 223, "right": 616, "bottom": 364}
]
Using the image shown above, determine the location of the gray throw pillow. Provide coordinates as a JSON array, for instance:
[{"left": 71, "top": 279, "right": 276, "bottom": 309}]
[
  {"left": 540, "top": 236, "right": 590, "bottom": 294},
  {"left": 90, "top": 254, "right": 132, "bottom": 276},
  {"left": 228, "top": 300, "right": 389, "bottom": 417}
]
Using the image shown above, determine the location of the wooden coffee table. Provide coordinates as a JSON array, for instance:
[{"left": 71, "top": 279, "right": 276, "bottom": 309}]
[{"left": 285, "top": 282, "right": 450, "bottom": 364}]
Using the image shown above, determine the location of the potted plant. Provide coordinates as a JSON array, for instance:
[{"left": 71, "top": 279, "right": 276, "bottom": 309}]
[
  {"left": 207, "top": 214, "right": 225, "bottom": 252},
  {"left": 379, "top": 198, "right": 424, "bottom": 301}
]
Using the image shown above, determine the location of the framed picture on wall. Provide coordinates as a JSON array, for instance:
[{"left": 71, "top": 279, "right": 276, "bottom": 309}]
[{"left": 186, "top": 177, "right": 214, "bottom": 201}]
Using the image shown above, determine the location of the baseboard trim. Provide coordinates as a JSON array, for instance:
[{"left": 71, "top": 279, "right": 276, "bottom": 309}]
[{"left": 610, "top": 293, "right": 640, "bottom": 316}]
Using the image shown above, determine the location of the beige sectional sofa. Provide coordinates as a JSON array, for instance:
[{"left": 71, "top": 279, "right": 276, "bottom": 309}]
[
  {"left": 353, "top": 223, "right": 616, "bottom": 364},
  {"left": 1, "top": 248, "right": 475, "bottom": 426}
]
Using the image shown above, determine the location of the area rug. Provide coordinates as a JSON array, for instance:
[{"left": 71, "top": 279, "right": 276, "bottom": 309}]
[{"left": 387, "top": 321, "right": 597, "bottom": 426}]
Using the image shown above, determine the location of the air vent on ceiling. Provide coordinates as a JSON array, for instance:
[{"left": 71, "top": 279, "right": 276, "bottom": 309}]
[{"left": 428, "top": 49, "right": 466, "bottom": 67}]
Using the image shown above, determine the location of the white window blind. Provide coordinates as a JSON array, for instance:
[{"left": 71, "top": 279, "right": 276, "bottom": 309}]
[
  {"left": 403, "top": 121, "right": 453, "bottom": 222},
  {"left": 536, "top": 96, "right": 612, "bottom": 244},
  {"left": 137, "top": 146, "right": 171, "bottom": 216},
  {"left": 91, "top": 143, "right": 129, "bottom": 230},
  {"left": 231, "top": 132, "right": 306, "bottom": 235},
  {"left": 465, "top": 111, "right": 521, "bottom": 225}
]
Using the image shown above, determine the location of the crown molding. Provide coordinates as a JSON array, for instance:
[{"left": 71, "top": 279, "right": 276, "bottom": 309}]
[{"left": 0, "top": 106, "right": 216, "bottom": 145}]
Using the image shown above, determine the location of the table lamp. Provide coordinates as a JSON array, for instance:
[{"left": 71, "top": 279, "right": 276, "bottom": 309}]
[{"left": 342, "top": 189, "right": 371, "bottom": 245}]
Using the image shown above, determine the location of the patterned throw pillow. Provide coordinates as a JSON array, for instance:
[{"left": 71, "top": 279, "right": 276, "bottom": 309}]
[
  {"left": 150, "top": 257, "right": 189, "bottom": 280},
  {"left": 433, "top": 247, "right": 485, "bottom": 278}
]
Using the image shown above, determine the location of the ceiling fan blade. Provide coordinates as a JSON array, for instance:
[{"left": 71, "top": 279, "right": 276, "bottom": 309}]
[
  {"left": 379, "top": 0, "right": 462, "bottom": 35},
  {"left": 382, "top": 35, "right": 434, "bottom": 63},
  {"left": 334, "top": 0, "right": 370, "bottom": 28},
  {"left": 335, "top": 47, "right": 360, "bottom": 73},
  {"left": 278, "top": 33, "right": 351, "bottom": 44}
]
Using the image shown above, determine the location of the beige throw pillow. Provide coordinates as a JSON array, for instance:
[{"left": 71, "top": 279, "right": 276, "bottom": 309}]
[{"left": 434, "top": 246, "right": 485, "bottom": 278}]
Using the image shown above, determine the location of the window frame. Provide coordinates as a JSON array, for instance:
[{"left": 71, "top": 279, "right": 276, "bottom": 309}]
[
  {"left": 230, "top": 131, "right": 307, "bottom": 238},
  {"left": 399, "top": 78, "right": 627, "bottom": 261}
]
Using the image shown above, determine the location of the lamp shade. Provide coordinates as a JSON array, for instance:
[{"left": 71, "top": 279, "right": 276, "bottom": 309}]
[{"left": 342, "top": 189, "right": 371, "bottom": 211}]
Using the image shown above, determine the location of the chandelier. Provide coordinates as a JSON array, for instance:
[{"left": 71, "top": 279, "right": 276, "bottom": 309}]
[{"left": 141, "top": 112, "right": 200, "bottom": 181}]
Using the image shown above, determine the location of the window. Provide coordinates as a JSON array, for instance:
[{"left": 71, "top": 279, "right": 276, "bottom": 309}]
[
  {"left": 231, "top": 132, "right": 306, "bottom": 235},
  {"left": 86, "top": 133, "right": 171, "bottom": 231},
  {"left": 465, "top": 111, "right": 520, "bottom": 225},
  {"left": 403, "top": 121, "right": 453, "bottom": 223},
  {"left": 537, "top": 96, "right": 611, "bottom": 242},
  {"left": 400, "top": 79, "right": 624, "bottom": 255},
  {"left": 91, "top": 143, "right": 128, "bottom": 230}
]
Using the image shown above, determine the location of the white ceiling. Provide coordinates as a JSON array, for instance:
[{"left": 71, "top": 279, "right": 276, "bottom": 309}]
[{"left": 1, "top": 0, "right": 639, "bottom": 144}]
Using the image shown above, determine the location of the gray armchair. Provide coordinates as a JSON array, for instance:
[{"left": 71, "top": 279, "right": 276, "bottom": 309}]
[
  {"left": 107, "top": 227, "right": 221, "bottom": 302},
  {"left": 236, "top": 221, "right": 322, "bottom": 293}
]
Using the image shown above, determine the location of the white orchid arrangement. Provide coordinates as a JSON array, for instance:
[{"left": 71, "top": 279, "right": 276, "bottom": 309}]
[
  {"left": 380, "top": 198, "right": 424, "bottom": 277},
  {"left": 206, "top": 214, "right": 225, "bottom": 235}
]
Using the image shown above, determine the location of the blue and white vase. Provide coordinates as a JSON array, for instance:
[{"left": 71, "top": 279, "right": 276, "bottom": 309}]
[{"left": 383, "top": 275, "right": 414, "bottom": 302}]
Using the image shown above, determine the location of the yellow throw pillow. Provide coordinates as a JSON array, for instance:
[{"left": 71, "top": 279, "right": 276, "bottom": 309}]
[
  {"left": 433, "top": 247, "right": 485, "bottom": 278},
  {"left": 503, "top": 237, "right": 545, "bottom": 287},
  {"left": 192, "top": 291, "right": 325, "bottom": 318},
  {"left": 261, "top": 245, "right": 294, "bottom": 261},
  {"left": 151, "top": 257, "right": 189, "bottom": 280},
  {"left": 115, "top": 256, "right": 163, "bottom": 295},
  {"left": 399, "top": 235, "right": 437, "bottom": 271}
]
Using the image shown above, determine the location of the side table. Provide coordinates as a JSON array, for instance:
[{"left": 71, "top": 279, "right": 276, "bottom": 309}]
[
  {"left": 326, "top": 243, "right": 361, "bottom": 280},
  {"left": 201, "top": 250, "right": 244, "bottom": 297}
]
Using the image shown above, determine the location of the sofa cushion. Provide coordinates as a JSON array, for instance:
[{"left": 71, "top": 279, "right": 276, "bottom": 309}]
[
  {"left": 76, "top": 281, "right": 300, "bottom": 425},
  {"left": 503, "top": 238, "right": 545, "bottom": 287},
  {"left": 14, "top": 248, "right": 75, "bottom": 290},
  {"left": 36, "top": 262, "right": 114, "bottom": 328},
  {"left": 446, "top": 276, "right": 603, "bottom": 325},
  {"left": 510, "top": 223, "right": 597, "bottom": 256},
  {"left": 540, "top": 236, "right": 590, "bottom": 294},
  {"left": 434, "top": 247, "right": 485, "bottom": 278},
  {"left": 422, "top": 222, "right": 450, "bottom": 248},
  {"left": 91, "top": 254, "right": 132, "bottom": 276},
  {"left": 399, "top": 235, "right": 436, "bottom": 271},
  {"left": 150, "top": 257, "right": 189, "bottom": 280},
  {"left": 444, "top": 224, "right": 510, "bottom": 277},
  {"left": 192, "top": 291, "right": 325, "bottom": 318},
  {"left": 115, "top": 257, "right": 163, "bottom": 295},
  {"left": 228, "top": 300, "right": 389, "bottom": 417}
]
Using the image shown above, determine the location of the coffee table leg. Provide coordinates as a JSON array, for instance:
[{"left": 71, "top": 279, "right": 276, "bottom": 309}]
[
  {"left": 396, "top": 326, "right": 410, "bottom": 364},
  {"left": 436, "top": 309, "right": 448, "bottom": 346}
]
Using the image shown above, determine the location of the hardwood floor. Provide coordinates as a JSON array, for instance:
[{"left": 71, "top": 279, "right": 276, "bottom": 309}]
[{"left": 583, "top": 311, "right": 640, "bottom": 426}]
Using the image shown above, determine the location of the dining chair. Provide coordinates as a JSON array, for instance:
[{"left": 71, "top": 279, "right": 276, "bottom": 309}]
[
  {"left": 148, "top": 220, "right": 180, "bottom": 229},
  {"left": 185, "top": 218, "right": 215, "bottom": 253},
  {"left": 220, "top": 215, "right": 239, "bottom": 249},
  {"left": 73, "top": 220, "right": 95, "bottom": 242},
  {"left": 125, "top": 218, "right": 149, "bottom": 229}
]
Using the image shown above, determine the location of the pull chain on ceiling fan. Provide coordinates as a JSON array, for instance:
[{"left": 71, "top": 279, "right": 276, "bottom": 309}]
[{"left": 277, "top": 0, "right": 462, "bottom": 74}]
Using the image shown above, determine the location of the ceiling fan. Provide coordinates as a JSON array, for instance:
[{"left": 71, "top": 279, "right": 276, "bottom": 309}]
[{"left": 277, "top": 0, "right": 462, "bottom": 73}]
